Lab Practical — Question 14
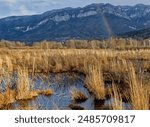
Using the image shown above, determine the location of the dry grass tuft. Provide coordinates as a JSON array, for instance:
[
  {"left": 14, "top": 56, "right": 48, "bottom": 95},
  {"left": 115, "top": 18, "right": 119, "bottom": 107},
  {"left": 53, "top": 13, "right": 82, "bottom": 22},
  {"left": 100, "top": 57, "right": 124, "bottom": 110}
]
[
  {"left": 16, "top": 67, "right": 31, "bottom": 100},
  {"left": 0, "top": 87, "right": 16, "bottom": 108},
  {"left": 110, "top": 83, "right": 123, "bottom": 110},
  {"left": 38, "top": 89, "right": 53, "bottom": 96},
  {"left": 71, "top": 90, "right": 88, "bottom": 102},
  {"left": 127, "top": 62, "right": 149, "bottom": 110},
  {"left": 85, "top": 63, "right": 105, "bottom": 100}
]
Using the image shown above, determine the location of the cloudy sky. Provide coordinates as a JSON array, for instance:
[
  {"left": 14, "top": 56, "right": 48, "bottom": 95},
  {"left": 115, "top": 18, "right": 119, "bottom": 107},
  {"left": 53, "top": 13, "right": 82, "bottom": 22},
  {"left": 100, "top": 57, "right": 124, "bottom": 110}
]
[{"left": 0, "top": 0, "right": 150, "bottom": 18}]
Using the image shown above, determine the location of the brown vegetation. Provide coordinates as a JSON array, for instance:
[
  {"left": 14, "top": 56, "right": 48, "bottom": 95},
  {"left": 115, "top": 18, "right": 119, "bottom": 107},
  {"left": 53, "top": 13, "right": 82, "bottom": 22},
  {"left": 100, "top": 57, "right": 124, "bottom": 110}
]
[
  {"left": 71, "top": 90, "right": 88, "bottom": 102},
  {"left": 0, "top": 38, "right": 150, "bottom": 110}
]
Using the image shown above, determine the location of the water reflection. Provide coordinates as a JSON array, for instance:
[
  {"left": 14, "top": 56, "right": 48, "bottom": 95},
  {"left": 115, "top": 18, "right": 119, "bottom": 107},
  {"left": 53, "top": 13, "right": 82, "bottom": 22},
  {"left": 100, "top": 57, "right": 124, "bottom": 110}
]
[{"left": 0, "top": 72, "right": 131, "bottom": 110}]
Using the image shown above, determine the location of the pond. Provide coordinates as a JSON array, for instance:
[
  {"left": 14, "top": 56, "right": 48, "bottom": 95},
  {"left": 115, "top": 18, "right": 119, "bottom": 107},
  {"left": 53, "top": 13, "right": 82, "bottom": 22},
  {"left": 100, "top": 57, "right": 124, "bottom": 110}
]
[{"left": 0, "top": 72, "right": 130, "bottom": 110}]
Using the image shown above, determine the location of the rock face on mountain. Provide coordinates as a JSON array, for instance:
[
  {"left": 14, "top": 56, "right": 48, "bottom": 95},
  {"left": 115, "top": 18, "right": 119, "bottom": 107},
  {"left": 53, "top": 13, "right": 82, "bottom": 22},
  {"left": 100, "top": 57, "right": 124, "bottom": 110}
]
[{"left": 0, "top": 3, "right": 150, "bottom": 42}]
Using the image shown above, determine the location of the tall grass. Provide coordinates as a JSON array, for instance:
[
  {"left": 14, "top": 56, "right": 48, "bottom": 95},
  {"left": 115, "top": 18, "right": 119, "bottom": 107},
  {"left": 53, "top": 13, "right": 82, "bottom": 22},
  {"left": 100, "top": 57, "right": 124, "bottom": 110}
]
[
  {"left": 110, "top": 83, "right": 123, "bottom": 110},
  {"left": 127, "top": 62, "right": 149, "bottom": 110},
  {"left": 16, "top": 67, "right": 30, "bottom": 100},
  {"left": 85, "top": 63, "right": 105, "bottom": 100}
]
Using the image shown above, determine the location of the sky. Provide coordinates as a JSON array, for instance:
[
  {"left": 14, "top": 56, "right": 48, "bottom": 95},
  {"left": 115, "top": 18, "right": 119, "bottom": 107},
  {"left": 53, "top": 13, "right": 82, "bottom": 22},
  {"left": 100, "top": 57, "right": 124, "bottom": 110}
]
[{"left": 0, "top": 0, "right": 150, "bottom": 18}]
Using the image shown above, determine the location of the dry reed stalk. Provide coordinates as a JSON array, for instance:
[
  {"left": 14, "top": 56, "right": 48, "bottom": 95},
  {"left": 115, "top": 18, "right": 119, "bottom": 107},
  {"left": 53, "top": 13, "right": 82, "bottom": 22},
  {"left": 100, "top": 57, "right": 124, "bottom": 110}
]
[
  {"left": 110, "top": 83, "right": 123, "bottom": 110},
  {"left": 17, "top": 67, "right": 29, "bottom": 90},
  {"left": 5, "top": 56, "right": 13, "bottom": 72},
  {"left": 128, "top": 62, "right": 149, "bottom": 110},
  {"left": 32, "top": 57, "right": 35, "bottom": 77},
  {"left": 0, "top": 93, "right": 4, "bottom": 108},
  {"left": 0, "top": 58, "right": 3, "bottom": 70}
]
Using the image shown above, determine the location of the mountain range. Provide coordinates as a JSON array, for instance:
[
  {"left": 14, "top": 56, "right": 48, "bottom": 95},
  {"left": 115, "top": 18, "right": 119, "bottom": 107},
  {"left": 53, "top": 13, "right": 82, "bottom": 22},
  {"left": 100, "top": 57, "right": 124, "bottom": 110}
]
[{"left": 0, "top": 3, "right": 150, "bottom": 42}]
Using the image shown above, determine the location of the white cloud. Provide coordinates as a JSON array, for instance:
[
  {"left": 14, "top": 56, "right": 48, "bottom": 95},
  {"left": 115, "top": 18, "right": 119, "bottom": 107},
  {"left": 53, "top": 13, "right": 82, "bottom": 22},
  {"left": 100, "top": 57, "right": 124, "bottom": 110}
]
[
  {"left": 5, "top": 0, "right": 17, "bottom": 4},
  {"left": 19, "top": 5, "right": 33, "bottom": 15}
]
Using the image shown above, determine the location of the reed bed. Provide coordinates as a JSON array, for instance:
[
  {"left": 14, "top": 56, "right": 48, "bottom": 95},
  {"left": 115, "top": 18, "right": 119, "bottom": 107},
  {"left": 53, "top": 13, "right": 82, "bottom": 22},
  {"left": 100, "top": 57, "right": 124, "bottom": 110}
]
[{"left": 0, "top": 38, "right": 150, "bottom": 110}]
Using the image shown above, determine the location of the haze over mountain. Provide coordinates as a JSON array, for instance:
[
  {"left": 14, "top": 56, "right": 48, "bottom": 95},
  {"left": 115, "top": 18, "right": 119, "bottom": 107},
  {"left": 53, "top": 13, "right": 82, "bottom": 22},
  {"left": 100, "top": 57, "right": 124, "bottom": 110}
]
[{"left": 0, "top": 3, "right": 150, "bottom": 42}]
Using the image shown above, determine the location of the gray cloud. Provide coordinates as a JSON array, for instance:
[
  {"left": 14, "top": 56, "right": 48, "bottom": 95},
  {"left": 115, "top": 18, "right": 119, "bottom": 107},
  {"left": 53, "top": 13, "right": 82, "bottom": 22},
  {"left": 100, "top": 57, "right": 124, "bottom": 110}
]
[{"left": 0, "top": 0, "right": 150, "bottom": 18}]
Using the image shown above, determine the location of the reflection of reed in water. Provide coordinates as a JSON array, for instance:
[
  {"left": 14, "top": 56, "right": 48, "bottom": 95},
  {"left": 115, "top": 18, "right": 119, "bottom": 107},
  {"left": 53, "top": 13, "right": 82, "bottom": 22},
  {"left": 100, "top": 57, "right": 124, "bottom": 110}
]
[
  {"left": 17, "top": 100, "right": 37, "bottom": 110},
  {"left": 71, "top": 89, "right": 88, "bottom": 103},
  {"left": 94, "top": 99, "right": 112, "bottom": 110}
]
